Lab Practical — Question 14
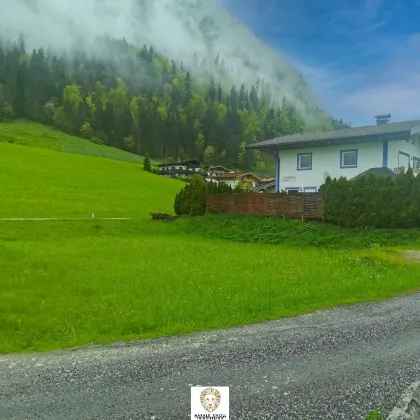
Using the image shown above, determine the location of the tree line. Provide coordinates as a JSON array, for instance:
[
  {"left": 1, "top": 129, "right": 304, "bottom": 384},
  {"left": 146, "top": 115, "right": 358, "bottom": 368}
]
[{"left": 0, "top": 35, "right": 349, "bottom": 171}]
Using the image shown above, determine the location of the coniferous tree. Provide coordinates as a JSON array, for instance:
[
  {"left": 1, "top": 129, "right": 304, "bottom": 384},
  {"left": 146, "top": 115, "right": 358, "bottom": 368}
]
[
  {"left": 0, "top": 34, "right": 348, "bottom": 172},
  {"left": 143, "top": 154, "right": 152, "bottom": 172}
]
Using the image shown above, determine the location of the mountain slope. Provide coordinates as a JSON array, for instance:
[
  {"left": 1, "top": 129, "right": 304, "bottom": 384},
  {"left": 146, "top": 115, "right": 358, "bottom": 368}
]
[
  {"left": 1, "top": 0, "right": 315, "bottom": 110},
  {"left": 0, "top": 120, "right": 157, "bottom": 164},
  {"left": 0, "top": 140, "right": 181, "bottom": 218}
]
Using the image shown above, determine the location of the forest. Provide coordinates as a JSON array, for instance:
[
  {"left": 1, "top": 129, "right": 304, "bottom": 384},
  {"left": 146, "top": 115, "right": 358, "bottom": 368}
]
[{"left": 0, "top": 35, "right": 349, "bottom": 171}]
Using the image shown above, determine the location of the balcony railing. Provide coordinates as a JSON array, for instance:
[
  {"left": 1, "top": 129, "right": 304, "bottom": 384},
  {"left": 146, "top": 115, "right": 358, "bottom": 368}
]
[
  {"left": 394, "top": 166, "right": 420, "bottom": 174},
  {"left": 159, "top": 168, "right": 209, "bottom": 177}
]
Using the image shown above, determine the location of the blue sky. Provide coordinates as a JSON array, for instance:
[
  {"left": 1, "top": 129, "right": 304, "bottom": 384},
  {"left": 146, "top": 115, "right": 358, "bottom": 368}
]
[{"left": 220, "top": 0, "right": 420, "bottom": 126}]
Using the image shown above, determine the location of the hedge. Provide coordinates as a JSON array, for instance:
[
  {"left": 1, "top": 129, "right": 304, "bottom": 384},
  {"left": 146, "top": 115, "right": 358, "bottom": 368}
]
[{"left": 322, "top": 168, "right": 420, "bottom": 228}]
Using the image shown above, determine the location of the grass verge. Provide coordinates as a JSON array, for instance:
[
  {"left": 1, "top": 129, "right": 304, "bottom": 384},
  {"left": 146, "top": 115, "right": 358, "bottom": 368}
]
[
  {"left": 181, "top": 214, "right": 420, "bottom": 250},
  {"left": 364, "top": 404, "right": 394, "bottom": 419}
]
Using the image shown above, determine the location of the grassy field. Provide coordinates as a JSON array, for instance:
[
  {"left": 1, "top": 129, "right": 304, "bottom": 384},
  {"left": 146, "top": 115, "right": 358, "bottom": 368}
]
[
  {"left": 1, "top": 123, "right": 420, "bottom": 353},
  {"left": 0, "top": 119, "right": 159, "bottom": 164},
  {"left": 1, "top": 218, "right": 420, "bottom": 353},
  {"left": 0, "top": 141, "right": 181, "bottom": 218}
]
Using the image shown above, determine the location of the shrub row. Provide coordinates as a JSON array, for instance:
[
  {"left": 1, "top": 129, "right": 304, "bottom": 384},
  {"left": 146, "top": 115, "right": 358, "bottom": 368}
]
[{"left": 322, "top": 168, "right": 420, "bottom": 228}]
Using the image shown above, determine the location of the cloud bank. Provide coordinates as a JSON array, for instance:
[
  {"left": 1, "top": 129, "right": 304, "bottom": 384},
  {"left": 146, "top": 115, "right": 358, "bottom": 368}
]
[{"left": 0, "top": 0, "right": 317, "bottom": 111}]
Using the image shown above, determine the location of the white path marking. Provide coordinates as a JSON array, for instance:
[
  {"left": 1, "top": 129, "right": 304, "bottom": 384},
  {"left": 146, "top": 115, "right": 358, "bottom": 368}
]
[{"left": 0, "top": 218, "right": 133, "bottom": 221}]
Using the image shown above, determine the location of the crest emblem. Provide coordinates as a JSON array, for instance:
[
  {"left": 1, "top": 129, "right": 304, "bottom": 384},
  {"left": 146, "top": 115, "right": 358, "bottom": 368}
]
[{"left": 200, "top": 387, "right": 221, "bottom": 413}]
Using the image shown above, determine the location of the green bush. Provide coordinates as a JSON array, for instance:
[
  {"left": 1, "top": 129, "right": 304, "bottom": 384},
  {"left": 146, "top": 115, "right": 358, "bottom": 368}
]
[
  {"left": 322, "top": 168, "right": 420, "bottom": 228},
  {"left": 174, "top": 175, "right": 241, "bottom": 217}
]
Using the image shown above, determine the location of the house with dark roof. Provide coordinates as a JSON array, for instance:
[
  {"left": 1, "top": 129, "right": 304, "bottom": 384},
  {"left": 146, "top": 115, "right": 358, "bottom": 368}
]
[
  {"left": 245, "top": 115, "right": 420, "bottom": 193},
  {"left": 157, "top": 159, "right": 201, "bottom": 178}
]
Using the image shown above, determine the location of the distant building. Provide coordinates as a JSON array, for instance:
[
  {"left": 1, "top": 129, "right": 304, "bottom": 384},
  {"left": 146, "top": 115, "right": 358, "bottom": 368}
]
[
  {"left": 208, "top": 172, "right": 261, "bottom": 190},
  {"left": 253, "top": 178, "right": 276, "bottom": 193},
  {"left": 157, "top": 159, "right": 201, "bottom": 178},
  {"left": 207, "top": 166, "right": 234, "bottom": 177},
  {"left": 246, "top": 114, "right": 420, "bottom": 193}
]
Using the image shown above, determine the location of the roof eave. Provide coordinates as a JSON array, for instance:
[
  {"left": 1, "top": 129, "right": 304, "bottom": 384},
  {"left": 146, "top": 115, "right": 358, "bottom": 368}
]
[
  {"left": 246, "top": 131, "right": 412, "bottom": 151},
  {"left": 411, "top": 126, "right": 420, "bottom": 136}
]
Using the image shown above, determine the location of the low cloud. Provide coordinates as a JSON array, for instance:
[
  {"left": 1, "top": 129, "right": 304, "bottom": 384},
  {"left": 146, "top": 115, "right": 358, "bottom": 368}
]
[{"left": 0, "top": 0, "right": 318, "bottom": 112}]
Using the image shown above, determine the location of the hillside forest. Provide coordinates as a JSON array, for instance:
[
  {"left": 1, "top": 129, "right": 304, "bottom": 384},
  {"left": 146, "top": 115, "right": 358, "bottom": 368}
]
[{"left": 0, "top": 36, "right": 349, "bottom": 171}]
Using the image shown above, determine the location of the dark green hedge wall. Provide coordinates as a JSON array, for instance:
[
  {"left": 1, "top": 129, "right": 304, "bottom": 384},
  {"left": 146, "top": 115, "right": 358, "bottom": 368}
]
[{"left": 321, "top": 168, "right": 420, "bottom": 228}]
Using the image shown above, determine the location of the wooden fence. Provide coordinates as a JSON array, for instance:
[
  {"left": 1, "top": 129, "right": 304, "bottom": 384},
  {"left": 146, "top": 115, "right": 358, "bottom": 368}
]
[{"left": 206, "top": 193, "right": 324, "bottom": 220}]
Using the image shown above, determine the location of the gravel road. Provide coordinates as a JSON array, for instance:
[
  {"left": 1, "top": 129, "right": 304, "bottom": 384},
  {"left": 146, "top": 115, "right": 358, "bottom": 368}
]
[{"left": 1, "top": 293, "right": 419, "bottom": 419}]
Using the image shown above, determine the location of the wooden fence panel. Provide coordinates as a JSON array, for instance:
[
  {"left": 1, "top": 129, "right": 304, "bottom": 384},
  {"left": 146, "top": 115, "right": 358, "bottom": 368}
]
[
  {"left": 303, "top": 193, "right": 324, "bottom": 220},
  {"left": 206, "top": 192, "right": 324, "bottom": 220}
]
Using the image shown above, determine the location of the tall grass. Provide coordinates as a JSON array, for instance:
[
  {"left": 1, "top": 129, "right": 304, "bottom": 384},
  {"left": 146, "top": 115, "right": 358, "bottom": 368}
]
[{"left": 182, "top": 215, "right": 420, "bottom": 250}]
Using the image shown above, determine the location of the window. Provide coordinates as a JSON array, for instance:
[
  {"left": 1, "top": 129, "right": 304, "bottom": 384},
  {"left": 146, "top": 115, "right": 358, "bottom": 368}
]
[
  {"left": 297, "top": 153, "right": 312, "bottom": 170},
  {"left": 285, "top": 187, "right": 300, "bottom": 194},
  {"left": 304, "top": 186, "right": 317, "bottom": 192},
  {"left": 340, "top": 149, "right": 358, "bottom": 168}
]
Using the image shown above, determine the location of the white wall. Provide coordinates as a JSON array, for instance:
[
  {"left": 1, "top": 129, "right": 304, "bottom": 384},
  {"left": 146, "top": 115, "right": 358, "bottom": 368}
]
[
  {"left": 277, "top": 141, "right": 383, "bottom": 191},
  {"left": 210, "top": 179, "right": 257, "bottom": 188},
  {"left": 159, "top": 165, "right": 187, "bottom": 171},
  {"left": 387, "top": 138, "right": 420, "bottom": 173}
]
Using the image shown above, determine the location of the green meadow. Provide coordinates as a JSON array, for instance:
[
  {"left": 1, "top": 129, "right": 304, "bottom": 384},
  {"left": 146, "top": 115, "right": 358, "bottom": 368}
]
[
  {"left": 0, "top": 119, "right": 159, "bottom": 164},
  {"left": 1, "top": 122, "right": 420, "bottom": 353},
  {"left": 0, "top": 140, "right": 178, "bottom": 218}
]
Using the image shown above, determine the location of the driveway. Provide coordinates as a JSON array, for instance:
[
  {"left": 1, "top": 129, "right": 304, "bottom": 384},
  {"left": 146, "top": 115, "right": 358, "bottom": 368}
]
[{"left": 1, "top": 293, "right": 419, "bottom": 419}]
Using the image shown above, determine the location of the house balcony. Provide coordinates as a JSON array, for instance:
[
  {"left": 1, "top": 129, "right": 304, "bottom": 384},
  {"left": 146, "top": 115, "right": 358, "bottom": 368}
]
[
  {"left": 158, "top": 168, "right": 208, "bottom": 177},
  {"left": 393, "top": 166, "right": 420, "bottom": 175},
  {"left": 393, "top": 166, "right": 405, "bottom": 174}
]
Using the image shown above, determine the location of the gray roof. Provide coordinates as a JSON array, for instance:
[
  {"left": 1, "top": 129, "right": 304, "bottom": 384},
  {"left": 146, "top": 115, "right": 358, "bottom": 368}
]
[
  {"left": 245, "top": 120, "right": 420, "bottom": 150},
  {"left": 350, "top": 167, "right": 398, "bottom": 181},
  {"left": 252, "top": 181, "right": 275, "bottom": 191}
]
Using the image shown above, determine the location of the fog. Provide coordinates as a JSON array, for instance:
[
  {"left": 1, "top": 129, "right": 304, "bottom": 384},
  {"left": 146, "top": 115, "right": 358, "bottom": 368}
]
[{"left": 0, "top": 0, "right": 316, "bottom": 109}]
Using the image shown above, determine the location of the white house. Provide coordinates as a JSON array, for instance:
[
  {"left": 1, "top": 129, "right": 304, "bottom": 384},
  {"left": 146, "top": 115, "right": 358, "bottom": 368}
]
[
  {"left": 245, "top": 115, "right": 420, "bottom": 193},
  {"left": 207, "top": 165, "right": 235, "bottom": 177},
  {"left": 208, "top": 172, "right": 261, "bottom": 190}
]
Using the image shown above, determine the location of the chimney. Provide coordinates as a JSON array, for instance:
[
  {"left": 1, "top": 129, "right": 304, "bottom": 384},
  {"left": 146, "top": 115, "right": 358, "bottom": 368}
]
[{"left": 374, "top": 114, "right": 391, "bottom": 125}]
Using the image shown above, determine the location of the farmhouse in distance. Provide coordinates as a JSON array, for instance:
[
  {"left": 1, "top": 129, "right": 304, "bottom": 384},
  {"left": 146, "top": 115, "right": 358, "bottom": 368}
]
[
  {"left": 246, "top": 114, "right": 420, "bottom": 193},
  {"left": 157, "top": 159, "right": 263, "bottom": 190}
]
